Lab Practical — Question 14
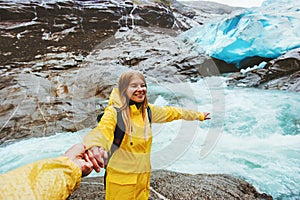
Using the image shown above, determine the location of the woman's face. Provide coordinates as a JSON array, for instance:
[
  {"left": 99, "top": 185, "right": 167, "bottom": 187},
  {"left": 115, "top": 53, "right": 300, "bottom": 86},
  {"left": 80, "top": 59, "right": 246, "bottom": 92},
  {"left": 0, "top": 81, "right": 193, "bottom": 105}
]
[{"left": 126, "top": 74, "right": 147, "bottom": 103}]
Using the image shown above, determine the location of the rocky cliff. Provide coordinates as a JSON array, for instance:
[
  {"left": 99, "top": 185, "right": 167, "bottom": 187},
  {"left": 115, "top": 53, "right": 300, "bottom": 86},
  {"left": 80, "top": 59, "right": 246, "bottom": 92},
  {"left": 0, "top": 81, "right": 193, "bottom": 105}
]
[
  {"left": 1, "top": 0, "right": 299, "bottom": 198},
  {"left": 0, "top": 0, "right": 238, "bottom": 144}
]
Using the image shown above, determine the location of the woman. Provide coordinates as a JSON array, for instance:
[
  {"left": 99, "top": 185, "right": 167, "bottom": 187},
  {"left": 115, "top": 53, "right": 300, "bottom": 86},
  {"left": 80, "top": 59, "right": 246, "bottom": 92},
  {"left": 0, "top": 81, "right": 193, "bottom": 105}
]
[{"left": 84, "top": 70, "right": 210, "bottom": 200}]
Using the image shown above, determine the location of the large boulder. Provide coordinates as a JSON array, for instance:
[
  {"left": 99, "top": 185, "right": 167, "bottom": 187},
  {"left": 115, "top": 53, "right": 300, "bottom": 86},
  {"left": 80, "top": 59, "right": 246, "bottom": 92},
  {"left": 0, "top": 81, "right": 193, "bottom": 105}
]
[
  {"left": 68, "top": 170, "right": 272, "bottom": 199},
  {"left": 227, "top": 48, "right": 300, "bottom": 92}
]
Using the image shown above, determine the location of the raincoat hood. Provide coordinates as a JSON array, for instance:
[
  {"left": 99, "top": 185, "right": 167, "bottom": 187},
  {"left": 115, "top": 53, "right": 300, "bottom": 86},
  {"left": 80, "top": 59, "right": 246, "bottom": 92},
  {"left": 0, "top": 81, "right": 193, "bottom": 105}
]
[{"left": 108, "top": 88, "right": 122, "bottom": 108}]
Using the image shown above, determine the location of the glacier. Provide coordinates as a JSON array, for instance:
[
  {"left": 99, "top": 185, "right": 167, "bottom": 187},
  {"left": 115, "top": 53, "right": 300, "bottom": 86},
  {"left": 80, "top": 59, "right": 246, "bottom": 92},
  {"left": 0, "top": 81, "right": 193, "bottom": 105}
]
[{"left": 179, "top": 0, "right": 300, "bottom": 68}]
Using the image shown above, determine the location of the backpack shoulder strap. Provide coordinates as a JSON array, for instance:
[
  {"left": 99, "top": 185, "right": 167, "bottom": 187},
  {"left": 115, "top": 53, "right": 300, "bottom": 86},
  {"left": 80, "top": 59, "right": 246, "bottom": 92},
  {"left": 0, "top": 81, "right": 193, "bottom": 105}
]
[
  {"left": 147, "top": 106, "right": 152, "bottom": 126},
  {"left": 112, "top": 107, "right": 125, "bottom": 148},
  {"left": 96, "top": 112, "right": 104, "bottom": 123},
  {"left": 104, "top": 107, "right": 125, "bottom": 188},
  {"left": 107, "top": 106, "right": 125, "bottom": 163}
]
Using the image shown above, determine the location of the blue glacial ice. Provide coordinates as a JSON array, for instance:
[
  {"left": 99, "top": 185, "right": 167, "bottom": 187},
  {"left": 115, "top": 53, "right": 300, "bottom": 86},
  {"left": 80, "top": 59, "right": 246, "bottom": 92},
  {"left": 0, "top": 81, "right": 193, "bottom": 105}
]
[{"left": 179, "top": 0, "right": 300, "bottom": 68}]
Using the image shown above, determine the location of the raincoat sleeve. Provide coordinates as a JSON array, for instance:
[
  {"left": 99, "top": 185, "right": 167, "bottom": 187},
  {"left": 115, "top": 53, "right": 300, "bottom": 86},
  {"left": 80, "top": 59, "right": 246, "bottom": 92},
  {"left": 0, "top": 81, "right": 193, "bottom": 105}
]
[
  {"left": 83, "top": 105, "right": 117, "bottom": 151},
  {"left": 0, "top": 156, "right": 81, "bottom": 200},
  {"left": 149, "top": 104, "right": 205, "bottom": 123}
]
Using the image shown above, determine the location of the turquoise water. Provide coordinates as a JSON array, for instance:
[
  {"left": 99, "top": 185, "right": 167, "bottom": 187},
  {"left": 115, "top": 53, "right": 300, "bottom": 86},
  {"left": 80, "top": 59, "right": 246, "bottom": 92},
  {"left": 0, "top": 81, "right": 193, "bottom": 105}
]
[{"left": 0, "top": 78, "right": 299, "bottom": 199}]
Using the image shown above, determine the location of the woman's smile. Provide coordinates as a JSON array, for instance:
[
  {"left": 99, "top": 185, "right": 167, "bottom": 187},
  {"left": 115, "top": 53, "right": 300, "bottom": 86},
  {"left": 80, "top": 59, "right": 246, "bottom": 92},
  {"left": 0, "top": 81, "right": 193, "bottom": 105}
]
[{"left": 126, "top": 75, "right": 147, "bottom": 103}]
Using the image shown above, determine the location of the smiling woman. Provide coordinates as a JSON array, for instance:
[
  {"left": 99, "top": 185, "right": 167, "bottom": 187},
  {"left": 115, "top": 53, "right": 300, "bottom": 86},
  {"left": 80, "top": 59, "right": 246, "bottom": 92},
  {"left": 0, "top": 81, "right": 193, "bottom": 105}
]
[
  {"left": 83, "top": 70, "right": 210, "bottom": 200},
  {"left": 121, "top": 72, "right": 147, "bottom": 103}
]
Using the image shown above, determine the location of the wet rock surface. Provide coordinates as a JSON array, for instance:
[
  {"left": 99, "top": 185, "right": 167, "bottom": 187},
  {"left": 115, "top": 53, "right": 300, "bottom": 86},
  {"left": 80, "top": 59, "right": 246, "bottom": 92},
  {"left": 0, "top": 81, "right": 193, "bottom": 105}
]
[
  {"left": 68, "top": 170, "right": 272, "bottom": 200},
  {"left": 227, "top": 48, "right": 300, "bottom": 92},
  {"left": 0, "top": 24, "right": 217, "bottom": 144},
  {"left": 0, "top": 0, "right": 225, "bottom": 66},
  {"left": 1, "top": 0, "right": 233, "bottom": 144}
]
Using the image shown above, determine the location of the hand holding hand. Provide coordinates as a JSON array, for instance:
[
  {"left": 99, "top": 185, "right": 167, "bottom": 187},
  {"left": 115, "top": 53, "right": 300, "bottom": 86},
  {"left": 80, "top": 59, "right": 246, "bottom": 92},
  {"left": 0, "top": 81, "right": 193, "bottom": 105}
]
[
  {"left": 64, "top": 143, "right": 93, "bottom": 177},
  {"left": 86, "top": 146, "right": 108, "bottom": 173}
]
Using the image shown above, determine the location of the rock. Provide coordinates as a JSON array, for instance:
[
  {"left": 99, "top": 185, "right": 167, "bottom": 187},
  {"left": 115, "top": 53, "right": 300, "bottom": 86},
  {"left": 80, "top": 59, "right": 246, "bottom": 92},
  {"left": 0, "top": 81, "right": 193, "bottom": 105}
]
[
  {"left": 0, "top": 0, "right": 212, "bottom": 144},
  {"left": 1, "top": 19, "right": 228, "bottom": 144},
  {"left": 0, "top": 0, "right": 213, "bottom": 66},
  {"left": 67, "top": 170, "right": 272, "bottom": 200},
  {"left": 178, "top": 0, "right": 240, "bottom": 15},
  {"left": 150, "top": 170, "right": 272, "bottom": 200},
  {"left": 263, "top": 71, "right": 300, "bottom": 91},
  {"left": 227, "top": 48, "right": 300, "bottom": 92}
]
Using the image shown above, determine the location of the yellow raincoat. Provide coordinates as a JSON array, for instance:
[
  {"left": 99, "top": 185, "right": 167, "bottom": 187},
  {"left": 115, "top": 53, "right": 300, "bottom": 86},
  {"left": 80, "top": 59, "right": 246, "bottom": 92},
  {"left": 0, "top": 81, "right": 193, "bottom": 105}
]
[
  {"left": 83, "top": 88, "right": 205, "bottom": 200},
  {"left": 0, "top": 156, "right": 81, "bottom": 200}
]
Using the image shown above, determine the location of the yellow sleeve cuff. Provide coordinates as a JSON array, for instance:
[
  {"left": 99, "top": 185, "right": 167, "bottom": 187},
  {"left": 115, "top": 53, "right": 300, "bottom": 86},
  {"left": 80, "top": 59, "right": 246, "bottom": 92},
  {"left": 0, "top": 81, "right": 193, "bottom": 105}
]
[{"left": 199, "top": 112, "right": 205, "bottom": 121}]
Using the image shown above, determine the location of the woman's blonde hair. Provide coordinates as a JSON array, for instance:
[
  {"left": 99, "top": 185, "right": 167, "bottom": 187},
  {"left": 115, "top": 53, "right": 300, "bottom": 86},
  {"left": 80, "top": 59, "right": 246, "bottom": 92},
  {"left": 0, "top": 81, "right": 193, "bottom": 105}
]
[{"left": 118, "top": 70, "right": 148, "bottom": 132}]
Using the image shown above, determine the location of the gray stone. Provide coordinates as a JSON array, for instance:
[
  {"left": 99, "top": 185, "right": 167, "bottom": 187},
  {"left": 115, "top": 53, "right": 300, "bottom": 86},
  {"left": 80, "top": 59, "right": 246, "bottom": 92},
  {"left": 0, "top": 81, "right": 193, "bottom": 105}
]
[{"left": 68, "top": 170, "right": 272, "bottom": 200}]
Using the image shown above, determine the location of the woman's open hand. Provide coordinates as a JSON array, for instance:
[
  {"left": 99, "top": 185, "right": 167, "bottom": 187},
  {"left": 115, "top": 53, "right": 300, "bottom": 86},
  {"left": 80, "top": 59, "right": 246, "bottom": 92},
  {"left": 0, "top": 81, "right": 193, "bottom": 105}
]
[{"left": 203, "top": 112, "right": 211, "bottom": 120}]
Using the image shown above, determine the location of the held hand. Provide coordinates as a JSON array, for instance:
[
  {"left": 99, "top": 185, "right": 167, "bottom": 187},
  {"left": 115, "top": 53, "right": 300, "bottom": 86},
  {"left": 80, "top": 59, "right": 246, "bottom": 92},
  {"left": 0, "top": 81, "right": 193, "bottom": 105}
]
[
  {"left": 86, "top": 146, "right": 108, "bottom": 173},
  {"left": 64, "top": 143, "right": 93, "bottom": 177}
]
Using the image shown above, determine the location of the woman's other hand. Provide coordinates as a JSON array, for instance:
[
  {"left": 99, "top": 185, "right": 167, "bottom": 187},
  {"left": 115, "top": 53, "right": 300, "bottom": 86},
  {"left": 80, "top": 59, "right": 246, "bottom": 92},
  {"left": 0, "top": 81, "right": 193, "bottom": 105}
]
[{"left": 203, "top": 112, "right": 211, "bottom": 120}]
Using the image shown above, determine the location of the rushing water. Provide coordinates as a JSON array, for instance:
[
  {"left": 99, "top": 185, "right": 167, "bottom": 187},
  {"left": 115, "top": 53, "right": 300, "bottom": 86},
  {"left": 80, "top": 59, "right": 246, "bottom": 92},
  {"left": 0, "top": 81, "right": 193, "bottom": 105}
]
[{"left": 0, "top": 78, "right": 299, "bottom": 199}]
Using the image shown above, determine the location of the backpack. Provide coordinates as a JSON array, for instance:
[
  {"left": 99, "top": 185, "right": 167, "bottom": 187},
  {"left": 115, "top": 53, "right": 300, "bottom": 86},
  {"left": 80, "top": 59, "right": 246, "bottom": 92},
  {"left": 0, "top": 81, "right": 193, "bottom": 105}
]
[{"left": 96, "top": 106, "right": 152, "bottom": 158}]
